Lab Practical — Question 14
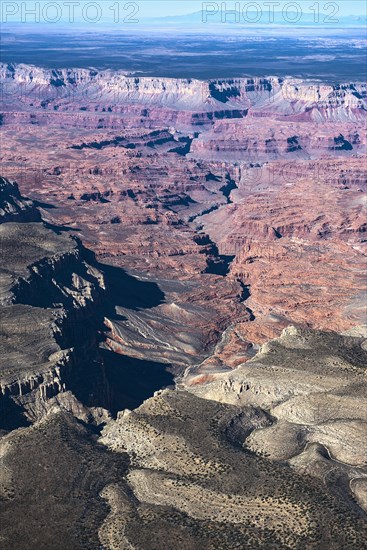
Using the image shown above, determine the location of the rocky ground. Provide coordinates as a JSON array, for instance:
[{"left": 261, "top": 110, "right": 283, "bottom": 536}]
[{"left": 0, "top": 65, "right": 366, "bottom": 548}]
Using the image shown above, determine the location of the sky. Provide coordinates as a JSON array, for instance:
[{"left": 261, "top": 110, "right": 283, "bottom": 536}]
[
  {"left": 1, "top": 0, "right": 366, "bottom": 24},
  {"left": 145, "top": 1, "right": 367, "bottom": 17}
]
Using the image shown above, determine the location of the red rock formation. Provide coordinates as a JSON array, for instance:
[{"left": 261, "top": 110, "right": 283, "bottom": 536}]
[{"left": 1, "top": 64, "right": 366, "bottom": 375}]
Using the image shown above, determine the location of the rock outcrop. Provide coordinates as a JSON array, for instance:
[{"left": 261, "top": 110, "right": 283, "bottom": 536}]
[
  {"left": 0, "top": 180, "right": 110, "bottom": 426},
  {"left": 0, "top": 177, "right": 40, "bottom": 223}
]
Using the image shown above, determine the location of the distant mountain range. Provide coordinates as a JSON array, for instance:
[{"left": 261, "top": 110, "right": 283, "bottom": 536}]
[{"left": 145, "top": 10, "right": 367, "bottom": 27}]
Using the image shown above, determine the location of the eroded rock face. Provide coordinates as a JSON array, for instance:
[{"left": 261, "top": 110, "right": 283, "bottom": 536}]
[
  {"left": 0, "top": 177, "right": 40, "bottom": 223},
  {"left": 0, "top": 221, "right": 109, "bottom": 427},
  {"left": 1, "top": 64, "right": 366, "bottom": 122},
  {"left": 0, "top": 181, "right": 112, "bottom": 426},
  {"left": 0, "top": 183, "right": 177, "bottom": 428}
]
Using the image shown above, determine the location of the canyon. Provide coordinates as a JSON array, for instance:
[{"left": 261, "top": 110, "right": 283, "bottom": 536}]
[
  {"left": 0, "top": 64, "right": 366, "bottom": 549},
  {"left": 1, "top": 64, "right": 366, "bottom": 347}
]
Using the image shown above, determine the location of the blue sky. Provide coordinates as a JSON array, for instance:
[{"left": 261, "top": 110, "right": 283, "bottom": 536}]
[
  {"left": 2, "top": 0, "right": 366, "bottom": 23},
  {"left": 145, "top": 1, "right": 366, "bottom": 17}
]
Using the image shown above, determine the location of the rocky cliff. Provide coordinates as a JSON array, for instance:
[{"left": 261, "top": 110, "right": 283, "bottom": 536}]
[
  {"left": 1, "top": 63, "right": 366, "bottom": 123},
  {"left": 0, "top": 177, "right": 40, "bottom": 223},
  {"left": 0, "top": 180, "right": 110, "bottom": 427}
]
